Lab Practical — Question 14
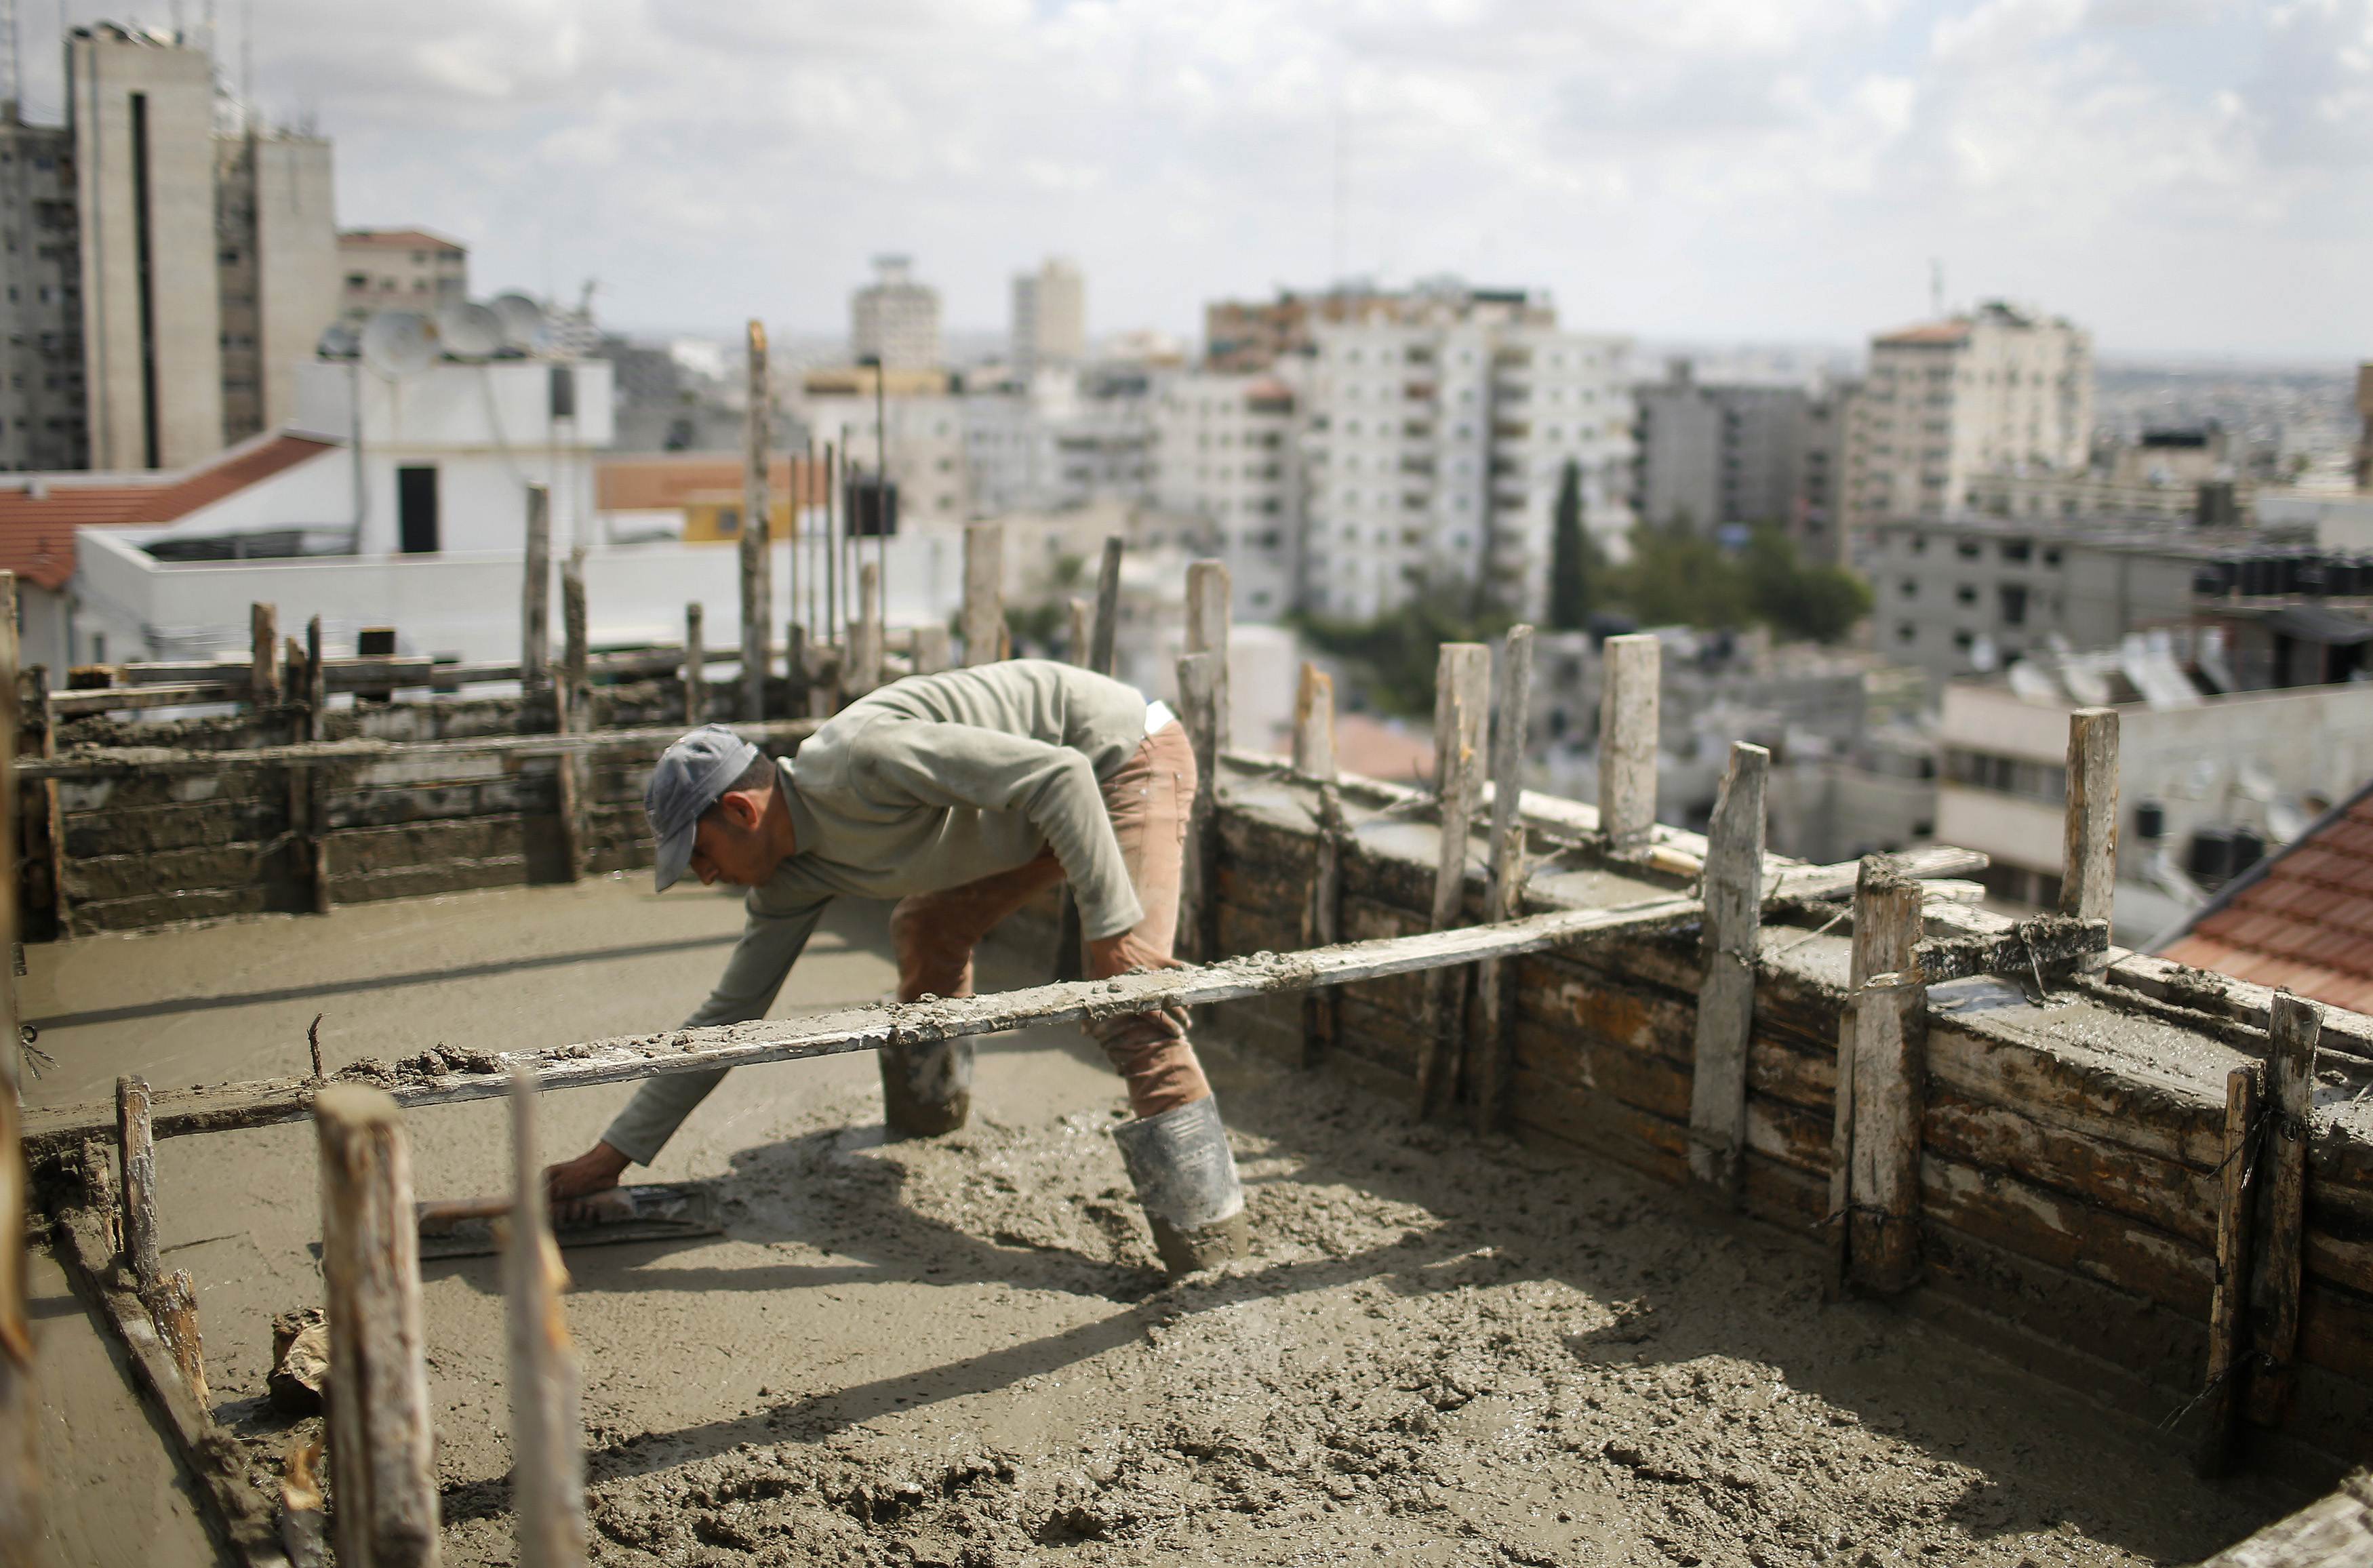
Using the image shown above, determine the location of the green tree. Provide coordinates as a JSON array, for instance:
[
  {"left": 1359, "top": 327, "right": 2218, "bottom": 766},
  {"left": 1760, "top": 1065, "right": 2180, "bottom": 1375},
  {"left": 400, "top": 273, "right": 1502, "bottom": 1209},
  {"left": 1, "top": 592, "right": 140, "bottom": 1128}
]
[
  {"left": 1597, "top": 521, "right": 1868, "bottom": 645},
  {"left": 1547, "top": 459, "right": 1594, "bottom": 630},
  {"left": 1294, "top": 591, "right": 1513, "bottom": 717}
]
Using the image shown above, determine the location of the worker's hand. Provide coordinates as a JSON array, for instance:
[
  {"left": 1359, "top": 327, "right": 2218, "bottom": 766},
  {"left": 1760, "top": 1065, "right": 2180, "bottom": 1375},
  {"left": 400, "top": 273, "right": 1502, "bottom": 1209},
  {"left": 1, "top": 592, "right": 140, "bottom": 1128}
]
[
  {"left": 1086, "top": 931, "right": 1186, "bottom": 980},
  {"left": 544, "top": 1140, "right": 631, "bottom": 1218}
]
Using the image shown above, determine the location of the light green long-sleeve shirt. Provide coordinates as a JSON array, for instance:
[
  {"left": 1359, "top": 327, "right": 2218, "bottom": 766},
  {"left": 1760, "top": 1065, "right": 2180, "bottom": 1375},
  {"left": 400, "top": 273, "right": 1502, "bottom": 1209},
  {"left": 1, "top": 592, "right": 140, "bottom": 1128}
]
[{"left": 601, "top": 661, "right": 1150, "bottom": 1163}]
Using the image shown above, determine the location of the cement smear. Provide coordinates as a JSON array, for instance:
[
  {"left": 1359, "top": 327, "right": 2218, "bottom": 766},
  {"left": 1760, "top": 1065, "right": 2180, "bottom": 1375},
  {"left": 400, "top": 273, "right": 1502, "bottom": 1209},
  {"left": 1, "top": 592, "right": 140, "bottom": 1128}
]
[{"left": 25, "top": 879, "right": 2291, "bottom": 1565}]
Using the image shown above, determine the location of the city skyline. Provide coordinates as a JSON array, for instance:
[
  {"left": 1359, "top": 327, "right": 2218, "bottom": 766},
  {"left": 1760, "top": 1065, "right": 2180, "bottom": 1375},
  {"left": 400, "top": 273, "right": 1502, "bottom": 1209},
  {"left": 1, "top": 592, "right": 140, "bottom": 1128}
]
[{"left": 10, "top": 1, "right": 2371, "bottom": 362}]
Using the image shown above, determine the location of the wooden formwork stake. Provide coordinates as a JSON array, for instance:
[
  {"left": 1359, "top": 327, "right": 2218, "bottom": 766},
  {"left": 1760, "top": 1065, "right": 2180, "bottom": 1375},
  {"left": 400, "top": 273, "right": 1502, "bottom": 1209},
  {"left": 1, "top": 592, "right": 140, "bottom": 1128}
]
[
  {"left": 911, "top": 624, "right": 951, "bottom": 679},
  {"left": 1066, "top": 597, "right": 1092, "bottom": 667},
  {"left": 523, "top": 483, "right": 552, "bottom": 689},
  {"left": 505, "top": 1070, "right": 587, "bottom": 1567},
  {"left": 1686, "top": 742, "right": 1771, "bottom": 1203},
  {"left": 1089, "top": 536, "right": 1123, "bottom": 677},
  {"left": 2195, "top": 1059, "right": 2265, "bottom": 1478},
  {"left": 1838, "top": 858, "right": 1927, "bottom": 1295},
  {"left": 1416, "top": 642, "right": 1490, "bottom": 1118},
  {"left": 0, "top": 573, "right": 33, "bottom": 1563},
  {"left": 962, "top": 523, "right": 1005, "bottom": 666},
  {"left": 148, "top": 1268, "right": 208, "bottom": 1408},
  {"left": 2247, "top": 991, "right": 2319, "bottom": 1428},
  {"left": 2060, "top": 706, "right": 2119, "bottom": 927},
  {"left": 117, "top": 1074, "right": 161, "bottom": 1293},
  {"left": 315, "top": 1083, "right": 441, "bottom": 1567},
  {"left": 251, "top": 601, "right": 281, "bottom": 706},
  {"left": 1295, "top": 664, "right": 1343, "bottom": 1069},
  {"left": 850, "top": 563, "right": 885, "bottom": 695},
  {"left": 306, "top": 616, "right": 330, "bottom": 913},
  {"left": 1185, "top": 561, "right": 1231, "bottom": 755},
  {"left": 1472, "top": 626, "right": 1534, "bottom": 1134},
  {"left": 1176, "top": 652, "right": 1222, "bottom": 963},
  {"left": 683, "top": 603, "right": 706, "bottom": 725},
  {"left": 1051, "top": 591, "right": 1096, "bottom": 983},
  {"left": 555, "top": 566, "right": 589, "bottom": 883},
  {"left": 1597, "top": 632, "right": 1660, "bottom": 855},
  {"left": 741, "top": 319, "right": 774, "bottom": 723}
]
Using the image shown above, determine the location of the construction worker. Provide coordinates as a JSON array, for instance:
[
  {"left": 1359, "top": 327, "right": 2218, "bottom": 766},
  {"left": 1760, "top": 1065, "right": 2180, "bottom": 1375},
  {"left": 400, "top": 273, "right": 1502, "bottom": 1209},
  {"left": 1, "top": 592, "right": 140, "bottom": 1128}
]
[{"left": 542, "top": 659, "right": 1249, "bottom": 1274}]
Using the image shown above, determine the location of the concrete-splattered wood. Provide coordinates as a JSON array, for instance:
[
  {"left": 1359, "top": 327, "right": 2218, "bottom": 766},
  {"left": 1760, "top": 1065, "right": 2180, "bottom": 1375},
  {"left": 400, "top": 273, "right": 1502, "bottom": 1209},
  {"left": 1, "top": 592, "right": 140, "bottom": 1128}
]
[
  {"left": 1418, "top": 643, "right": 1489, "bottom": 1118},
  {"left": 2060, "top": 706, "right": 2119, "bottom": 927},
  {"left": 2197, "top": 1061, "right": 2265, "bottom": 1477},
  {"left": 683, "top": 603, "right": 706, "bottom": 725},
  {"left": 1176, "top": 653, "right": 1222, "bottom": 964},
  {"left": 1186, "top": 561, "right": 1231, "bottom": 756},
  {"left": 961, "top": 524, "right": 1004, "bottom": 667},
  {"left": 1088, "top": 537, "right": 1123, "bottom": 677},
  {"left": 22, "top": 719, "right": 822, "bottom": 782},
  {"left": 1840, "top": 858, "right": 1927, "bottom": 1296},
  {"left": 2098, "top": 953, "right": 2373, "bottom": 1066},
  {"left": 504, "top": 1070, "right": 587, "bottom": 1567},
  {"left": 740, "top": 319, "right": 773, "bottom": 724},
  {"left": 523, "top": 483, "right": 553, "bottom": 688},
  {"left": 2191, "top": 1472, "right": 2373, "bottom": 1567},
  {"left": 20, "top": 842, "right": 1995, "bottom": 1154},
  {"left": 250, "top": 603, "right": 281, "bottom": 706},
  {"left": 1472, "top": 625, "right": 1534, "bottom": 1134},
  {"left": 2248, "top": 992, "right": 2319, "bottom": 1428},
  {"left": 1688, "top": 741, "right": 1769, "bottom": 1202},
  {"left": 1597, "top": 633, "right": 1660, "bottom": 854}
]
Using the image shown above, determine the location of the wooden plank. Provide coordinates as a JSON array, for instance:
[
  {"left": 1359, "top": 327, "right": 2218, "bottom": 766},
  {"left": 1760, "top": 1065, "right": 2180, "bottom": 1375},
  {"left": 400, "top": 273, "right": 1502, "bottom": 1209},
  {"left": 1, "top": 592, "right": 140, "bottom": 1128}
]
[
  {"left": 1089, "top": 536, "right": 1123, "bottom": 677},
  {"left": 2060, "top": 706, "right": 2119, "bottom": 926},
  {"left": 2248, "top": 990, "right": 2319, "bottom": 1427},
  {"left": 1847, "top": 859, "right": 1928, "bottom": 1294},
  {"left": 1688, "top": 741, "right": 1770, "bottom": 1203},
  {"left": 523, "top": 482, "right": 552, "bottom": 688},
  {"left": 1186, "top": 561, "right": 1231, "bottom": 754},
  {"left": 315, "top": 1084, "right": 441, "bottom": 1567},
  {"left": 504, "top": 1070, "right": 586, "bottom": 1567},
  {"left": 117, "top": 1074, "right": 162, "bottom": 1293},
  {"left": 2197, "top": 1061, "right": 2265, "bottom": 1477},
  {"left": 1417, "top": 642, "right": 1489, "bottom": 1118},
  {"left": 1473, "top": 626, "right": 1534, "bottom": 1134},
  {"left": 251, "top": 602, "right": 281, "bottom": 706},
  {"left": 683, "top": 603, "right": 706, "bottom": 725},
  {"left": 961, "top": 523, "right": 1005, "bottom": 666},
  {"left": 1176, "top": 652, "right": 1221, "bottom": 963},
  {"left": 2099, "top": 952, "right": 2373, "bottom": 1067},
  {"left": 2191, "top": 1473, "right": 2373, "bottom": 1567},
  {"left": 21, "top": 719, "right": 820, "bottom": 782},
  {"left": 1597, "top": 632, "right": 1659, "bottom": 853},
  {"left": 741, "top": 318, "right": 774, "bottom": 724}
]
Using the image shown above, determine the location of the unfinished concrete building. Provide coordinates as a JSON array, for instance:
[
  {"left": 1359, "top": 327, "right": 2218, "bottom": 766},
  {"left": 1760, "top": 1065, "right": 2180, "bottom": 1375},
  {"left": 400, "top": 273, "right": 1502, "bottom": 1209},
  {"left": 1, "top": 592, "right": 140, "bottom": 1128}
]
[{"left": 1, "top": 527, "right": 2369, "bottom": 1567}]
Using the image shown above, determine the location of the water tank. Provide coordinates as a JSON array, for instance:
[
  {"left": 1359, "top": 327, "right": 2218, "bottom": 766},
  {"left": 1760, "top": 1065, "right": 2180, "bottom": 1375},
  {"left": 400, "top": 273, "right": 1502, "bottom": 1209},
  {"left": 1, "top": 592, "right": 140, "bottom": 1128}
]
[
  {"left": 2189, "top": 828, "right": 2236, "bottom": 883},
  {"left": 2136, "top": 800, "right": 2166, "bottom": 841}
]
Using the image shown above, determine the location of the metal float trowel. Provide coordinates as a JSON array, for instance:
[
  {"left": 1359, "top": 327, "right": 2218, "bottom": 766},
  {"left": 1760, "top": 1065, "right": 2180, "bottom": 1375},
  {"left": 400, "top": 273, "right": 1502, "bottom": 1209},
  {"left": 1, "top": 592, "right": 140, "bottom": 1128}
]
[{"left": 412, "top": 1184, "right": 721, "bottom": 1260}]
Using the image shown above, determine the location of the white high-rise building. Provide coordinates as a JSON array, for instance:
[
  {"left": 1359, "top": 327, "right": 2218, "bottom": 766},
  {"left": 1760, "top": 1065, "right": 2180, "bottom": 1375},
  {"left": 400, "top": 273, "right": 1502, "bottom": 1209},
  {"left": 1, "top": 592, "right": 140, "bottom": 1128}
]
[
  {"left": 1847, "top": 300, "right": 2093, "bottom": 530},
  {"left": 1011, "top": 258, "right": 1085, "bottom": 381},
  {"left": 850, "top": 254, "right": 942, "bottom": 371},
  {"left": 799, "top": 366, "right": 970, "bottom": 527},
  {"left": 1151, "top": 373, "right": 1304, "bottom": 620},
  {"left": 1302, "top": 289, "right": 1633, "bottom": 621}
]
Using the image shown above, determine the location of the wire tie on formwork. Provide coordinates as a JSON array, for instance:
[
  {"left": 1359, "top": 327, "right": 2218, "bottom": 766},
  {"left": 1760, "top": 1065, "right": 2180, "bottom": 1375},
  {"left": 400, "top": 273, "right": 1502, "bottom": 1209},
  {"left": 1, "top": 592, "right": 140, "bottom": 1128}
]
[{"left": 2157, "top": 1352, "right": 2273, "bottom": 1432}]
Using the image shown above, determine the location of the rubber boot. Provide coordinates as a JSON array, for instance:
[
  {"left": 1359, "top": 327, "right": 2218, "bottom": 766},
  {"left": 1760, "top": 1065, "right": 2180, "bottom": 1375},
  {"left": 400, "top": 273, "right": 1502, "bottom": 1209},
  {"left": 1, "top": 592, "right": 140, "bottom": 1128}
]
[
  {"left": 879, "top": 1035, "right": 972, "bottom": 1138},
  {"left": 1111, "top": 1095, "right": 1249, "bottom": 1276}
]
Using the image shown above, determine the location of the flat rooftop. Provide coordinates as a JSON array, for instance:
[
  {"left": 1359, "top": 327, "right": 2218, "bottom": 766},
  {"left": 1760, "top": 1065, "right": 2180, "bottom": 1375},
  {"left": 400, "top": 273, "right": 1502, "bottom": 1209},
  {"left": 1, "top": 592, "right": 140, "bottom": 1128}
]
[{"left": 25, "top": 878, "right": 2292, "bottom": 1565}]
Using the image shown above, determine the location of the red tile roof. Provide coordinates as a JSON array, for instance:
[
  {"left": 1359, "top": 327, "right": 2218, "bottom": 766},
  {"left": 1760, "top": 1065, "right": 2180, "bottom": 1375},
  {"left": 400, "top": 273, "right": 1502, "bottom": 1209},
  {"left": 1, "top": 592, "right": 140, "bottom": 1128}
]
[
  {"left": 2161, "top": 782, "right": 2373, "bottom": 1013},
  {"left": 1875, "top": 321, "right": 1972, "bottom": 346},
  {"left": 0, "top": 435, "right": 340, "bottom": 590}
]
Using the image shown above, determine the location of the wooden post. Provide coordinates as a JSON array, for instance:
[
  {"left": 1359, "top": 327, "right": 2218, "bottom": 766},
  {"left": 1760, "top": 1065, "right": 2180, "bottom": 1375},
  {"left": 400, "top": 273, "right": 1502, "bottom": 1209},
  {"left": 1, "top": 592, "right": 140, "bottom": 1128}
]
[
  {"left": 1416, "top": 643, "right": 1489, "bottom": 1118},
  {"left": 1050, "top": 588, "right": 1104, "bottom": 981},
  {"left": 740, "top": 319, "right": 774, "bottom": 723},
  {"left": 1296, "top": 665, "right": 1342, "bottom": 1070},
  {"left": 250, "top": 601, "right": 281, "bottom": 706},
  {"left": 304, "top": 616, "right": 331, "bottom": 914},
  {"left": 2060, "top": 706, "right": 2119, "bottom": 926},
  {"left": 2248, "top": 990, "right": 2319, "bottom": 1428},
  {"left": 911, "top": 625, "right": 951, "bottom": 678},
  {"left": 1175, "top": 652, "right": 1221, "bottom": 963},
  {"left": 683, "top": 603, "right": 706, "bottom": 725},
  {"left": 1089, "top": 536, "right": 1123, "bottom": 677},
  {"left": 314, "top": 1084, "right": 441, "bottom": 1567},
  {"left": 961, "top": 523, "right": 1004, "bottom": 666},
  {"left": 2196, "top": 1060, "right": 2265, "bottom": 1477},
  {"left": 849, "top": 562, "right": 883, "bottom": 694},
  {"left": 1598, "top": 632, "right": 1660, "bottom": 854},
  {"left": 1185, "top": 560, "right": 1231, "bottom": 755},
  {"left": 504, "top": 1070, "right": 586, "bottom": 1567},
  {"left": 1686, "top": 742, "right": 1771, "bottom": 1201},
  {"left": 523, "top": 483, "right": 552, "bottom": 689},
  {"left": 148, "top": 1269, "right": 208, "bottom": 1408},
  {"left": 0, "top": 573, "right": 31, "bottom": 1559},
  {"left": 1066, "top": 596, "right": 1092, "bottom": 667},
  {"left": 116, "top": 1074, "right": 161, "bottom": 1293},
  {"left": 1472, "top": 626, "right": 1534, "bottom": 1133},
  {"left": 555, "top": 566, "right": 588, "bottom": 883},
  {"left": 1842, "top": 858, "right": 1927, "bottom": 1295}
]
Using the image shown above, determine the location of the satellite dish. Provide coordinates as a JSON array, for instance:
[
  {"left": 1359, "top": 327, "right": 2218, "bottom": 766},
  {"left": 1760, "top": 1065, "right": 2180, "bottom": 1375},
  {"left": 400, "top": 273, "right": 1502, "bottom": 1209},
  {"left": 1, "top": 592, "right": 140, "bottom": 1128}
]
[
  {"left": 491, "top": 292, "right": 549, "bottom": 352},
  {"left": 360, "top": 310, "right": 437, "bottom": 378},
  {"left": 316, "top": 321, "right": 361, "bottom": 359},
  {"left": 437, "top": 301, "right": 504, "bottom": 359}
]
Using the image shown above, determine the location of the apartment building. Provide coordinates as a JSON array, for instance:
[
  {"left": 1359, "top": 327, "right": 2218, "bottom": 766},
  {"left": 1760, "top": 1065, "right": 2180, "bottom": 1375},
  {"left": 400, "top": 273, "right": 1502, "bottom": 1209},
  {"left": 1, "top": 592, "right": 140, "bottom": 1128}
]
[
  {"left": 338, "top": 228, "right": 467, "bottom": 323},
  {"left": 850, "top": 254, "right": 942, "bottom": 371},
  {"left": 1010, "top": 257, "right": 1085, "bottom": 381},
  {"left": 1150, "top": 372, "right": 1303, "bottom": 619},
  {"left": 1202, "top": 280, "right": 1555, "bottom": 375},
  {"left": 1846, "top": 301, "right": 2092, "bottom": 534},
  {"left": 1633, "top": 359, "right": 1854, "bottom": 563},
  {"left": 799, "top": 365, "right": 968, "bottom": 527},
  {"left": 0, "top": 107, "right": 85, "bottom": 470},
  {"left": 215, "top": 127, "right": 337, "bottom": 442},
  {"left": 1302, "top": 289, "right": 1633, "bottom": 621}
]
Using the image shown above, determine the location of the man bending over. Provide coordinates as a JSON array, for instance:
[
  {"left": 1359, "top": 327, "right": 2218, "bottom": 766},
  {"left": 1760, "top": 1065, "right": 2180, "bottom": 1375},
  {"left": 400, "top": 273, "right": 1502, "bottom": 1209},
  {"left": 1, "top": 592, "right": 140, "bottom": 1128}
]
[{"left": 543, "top": 659, "right": 1248, "bottom": 1274}]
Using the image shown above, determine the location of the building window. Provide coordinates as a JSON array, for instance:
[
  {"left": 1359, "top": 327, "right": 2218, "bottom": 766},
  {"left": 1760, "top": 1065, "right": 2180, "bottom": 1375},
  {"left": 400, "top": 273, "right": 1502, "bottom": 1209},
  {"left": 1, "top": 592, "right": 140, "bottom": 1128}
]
[
  {"left": 1896, "top": 623, "right": 1916, "bottom": 643},
  {"left": 1900, "top": 579, "right": 1917, "bottom": 599},
  {"left": 2001, "top": 538, "right": 2032, "bottom": 563},
  {"left": 1956, "top": 540, "right": 1980, "bottom": 559},
  {"left": 1955, "top": 585, "right": 1977, "bottom": 605},
  {"left": 397, "top": 466, "right": 440, "bottom": 554},
  {"left": 2000, "top": 584, "right": 2028, "bottom": 626}
]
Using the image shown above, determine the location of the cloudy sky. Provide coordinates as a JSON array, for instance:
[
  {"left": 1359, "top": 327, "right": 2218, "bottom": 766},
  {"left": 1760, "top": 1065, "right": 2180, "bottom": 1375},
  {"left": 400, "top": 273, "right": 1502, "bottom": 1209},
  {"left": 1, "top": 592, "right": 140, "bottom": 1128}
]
[{"left": 20, "top": 1, "right": 2371, "bottom": 359}]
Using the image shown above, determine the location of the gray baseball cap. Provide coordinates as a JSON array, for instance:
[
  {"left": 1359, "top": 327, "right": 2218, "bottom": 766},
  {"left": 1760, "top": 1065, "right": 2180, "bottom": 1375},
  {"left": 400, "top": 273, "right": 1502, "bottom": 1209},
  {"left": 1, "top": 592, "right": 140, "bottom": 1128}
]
[{"left": 645, "top": 725, "right": 764, "bottom": 891}]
